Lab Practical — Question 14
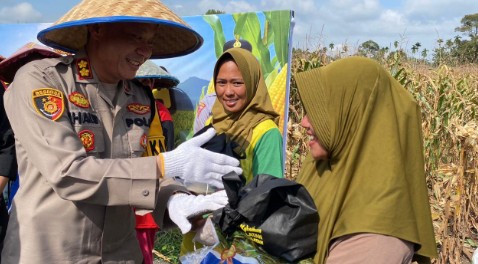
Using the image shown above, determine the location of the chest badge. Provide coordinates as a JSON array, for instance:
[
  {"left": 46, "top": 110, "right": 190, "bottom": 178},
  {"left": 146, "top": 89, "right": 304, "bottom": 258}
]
[
  {"left": 32, "top": 88, "right": 65, "bottom": 121},
  {"left": 78, "top": 130, "right": 95, "bottom": 152},
  {"left": 76, "top": 58, "right": 93, "bottom": 79},
  {"left": 127, "top": 103, "right": 150, "bottom": 115},
  {"left": 68, "top": 92, "right": 90, "bottom": 108}
]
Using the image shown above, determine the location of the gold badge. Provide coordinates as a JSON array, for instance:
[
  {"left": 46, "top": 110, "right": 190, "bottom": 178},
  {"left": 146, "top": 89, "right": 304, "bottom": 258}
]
[
  {"left": 233, "top": 39, "right": 242, "bottom": 48},
  {"left": 127, "top": 103, "right": 150, "bottom": 115},
  {"left": 68, "top": 92, "right": 90, "bottom": 108},
  {"left": 32, "top": 88, "right": 65, "bottom": 121},
  {"left": 78, "top": 130, "right": 95, "bottom": 152}
]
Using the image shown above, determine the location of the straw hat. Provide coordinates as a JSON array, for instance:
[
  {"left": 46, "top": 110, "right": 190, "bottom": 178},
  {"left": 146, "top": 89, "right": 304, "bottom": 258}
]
[
  {"left": 0, "top": 42, "right": 61, "bottom": 83},
  {"left": 37, "top": 0, "right": 203, "bottom": 59},
  {"left": 135, "top": 60, "right": 179, "bottom": 88}
]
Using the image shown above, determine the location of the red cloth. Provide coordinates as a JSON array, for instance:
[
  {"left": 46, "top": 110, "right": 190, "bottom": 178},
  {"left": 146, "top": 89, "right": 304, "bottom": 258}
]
[
  {"left": 136, "top": 228, "right": 158, "bottom": 264},
  {"left": 156, "top": 101, "right": 172, "bottom": 122},
  {"left": 135, "top": 212, "right": 158, "bottom": 229}
]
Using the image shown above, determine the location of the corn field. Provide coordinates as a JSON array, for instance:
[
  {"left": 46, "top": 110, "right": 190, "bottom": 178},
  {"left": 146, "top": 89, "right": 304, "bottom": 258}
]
[
  {"left": 286, "top": 50, "right": 478, "bottom": 263},
  {"left": 156, "top": 50, "right": 478, "bottom": 264}
]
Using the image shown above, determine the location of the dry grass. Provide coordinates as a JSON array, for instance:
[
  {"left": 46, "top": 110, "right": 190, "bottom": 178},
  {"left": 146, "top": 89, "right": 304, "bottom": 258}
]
[{"left": 285, "top": 50, "right": 478, "bottom": 263}]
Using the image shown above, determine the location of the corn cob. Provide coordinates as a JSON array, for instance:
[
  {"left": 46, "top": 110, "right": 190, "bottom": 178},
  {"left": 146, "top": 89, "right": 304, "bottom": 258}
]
[{"left": 268, "top": 63, "right": 288, "bottom": 131}]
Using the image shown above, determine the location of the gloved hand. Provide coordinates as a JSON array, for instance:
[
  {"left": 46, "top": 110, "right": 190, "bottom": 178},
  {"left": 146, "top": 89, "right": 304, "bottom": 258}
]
[
  {"left": 160, "top": 127, "right": 242, "bottom": 188},
  {"left": 167, "top": 190, "right": 229, "bottom": 234}
]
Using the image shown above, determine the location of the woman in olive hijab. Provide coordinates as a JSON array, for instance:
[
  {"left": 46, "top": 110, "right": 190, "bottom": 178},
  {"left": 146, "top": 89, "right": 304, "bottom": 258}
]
[
  {"left": 295, "top": 57, "right": 437, "bottom": 263},
  {"left": 210, "top": 47, "right": 284, "bottom": 181},
  {"left": 180, "top": 48, "right": 284, "bottom": 256}
]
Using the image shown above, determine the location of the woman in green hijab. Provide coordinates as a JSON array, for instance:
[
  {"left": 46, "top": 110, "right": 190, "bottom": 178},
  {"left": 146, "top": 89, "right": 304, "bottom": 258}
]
[
  {"left": 210, "top": 47, "right": 284, "bottom": 181},
  {"left": 180, "top": 48, "right": 284, "bottom": 256},
  {"left": 295, "top": 57, "right": 437, "bottom": 263}
]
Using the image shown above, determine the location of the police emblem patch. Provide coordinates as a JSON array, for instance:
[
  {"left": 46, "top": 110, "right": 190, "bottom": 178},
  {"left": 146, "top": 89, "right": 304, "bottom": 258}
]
[
  {"left": 68, "top": 92, "right": 90, "bottom": 108},
  {"left": 78, "top": 130, "right": 95, "bottom": 152},
  {"left": 32, "top": 88, "right": 65, "bottom": 121},
  {"left": 127, "top": 103, "right": 151, "bottom": 115},
  {"left": 140, "top": 134, "right": 148, "bottom": 150}
]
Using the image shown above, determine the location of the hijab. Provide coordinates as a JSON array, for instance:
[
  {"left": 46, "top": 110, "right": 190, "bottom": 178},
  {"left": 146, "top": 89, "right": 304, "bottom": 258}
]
[
  {"left": 211, "top": 48, "right": 279, "bottom": 153},
  {"left": 295, "top": 57, "right": 437, "bottom": 263}
]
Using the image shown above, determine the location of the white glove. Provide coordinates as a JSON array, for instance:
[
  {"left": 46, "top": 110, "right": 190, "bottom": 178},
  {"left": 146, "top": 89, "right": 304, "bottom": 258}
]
[
  {"left": 161, "top": 128, "right": 242, "bottom": 188},
  {"left": 167, "top": 190, "right": 229, "bottom": 234}
]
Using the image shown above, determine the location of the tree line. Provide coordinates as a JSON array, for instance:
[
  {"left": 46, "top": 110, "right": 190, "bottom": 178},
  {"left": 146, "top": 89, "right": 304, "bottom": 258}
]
[{"left": 356, "top": 13, "right": 478, "bottom": 65}]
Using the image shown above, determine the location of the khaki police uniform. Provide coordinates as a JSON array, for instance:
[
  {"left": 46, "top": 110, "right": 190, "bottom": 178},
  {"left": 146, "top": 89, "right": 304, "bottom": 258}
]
[{"left": 2, "top": 52, "right": 186, "bottom": 263}]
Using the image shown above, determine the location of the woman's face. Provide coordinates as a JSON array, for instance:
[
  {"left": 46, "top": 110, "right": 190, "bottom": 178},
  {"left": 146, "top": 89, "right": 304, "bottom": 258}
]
[
  {"left": 301, "top": 115, "right": 329, "bottom": 160},
  {"left": 215, "top": 60, "right": 247, "bottom": 113}
]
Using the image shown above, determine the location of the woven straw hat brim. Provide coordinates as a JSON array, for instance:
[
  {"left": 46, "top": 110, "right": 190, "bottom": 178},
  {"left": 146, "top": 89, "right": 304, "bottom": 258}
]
[
  {"left": 0, "top": 42, "right": 61, "bottom": 83},
  {"left": 136, "top": 74, "right": 179, "bottom": 88},
  {"left": 37, "top": 0, "right": 203, "bottom": 59}
]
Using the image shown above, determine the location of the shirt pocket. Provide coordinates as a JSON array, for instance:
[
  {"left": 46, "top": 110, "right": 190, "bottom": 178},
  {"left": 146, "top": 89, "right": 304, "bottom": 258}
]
[{"left": 74, "top": 125, "right": 105, "bottom": 157}]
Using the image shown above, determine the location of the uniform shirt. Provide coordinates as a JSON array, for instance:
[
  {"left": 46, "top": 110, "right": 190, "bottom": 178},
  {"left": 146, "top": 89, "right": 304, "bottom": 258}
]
[
  {"left": 201, "top": 118, "right": 284, "bottom": 181},
  {"left": 2, "top": 52, "right": 185, "bottom": 264},
  {"left": 239, "top": 119, "right": 284, "bottom": 182}
]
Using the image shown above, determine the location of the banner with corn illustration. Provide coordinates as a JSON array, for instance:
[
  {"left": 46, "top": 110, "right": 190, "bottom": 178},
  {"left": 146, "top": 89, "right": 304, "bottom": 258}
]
[{"left": 160, "top": 10, "right": 294, "bottom": 158}]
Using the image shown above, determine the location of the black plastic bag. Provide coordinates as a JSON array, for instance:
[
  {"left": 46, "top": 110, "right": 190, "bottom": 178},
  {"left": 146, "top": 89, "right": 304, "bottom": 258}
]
[{"left": 213, "top": 173, "right": 319, "bottom": 263}]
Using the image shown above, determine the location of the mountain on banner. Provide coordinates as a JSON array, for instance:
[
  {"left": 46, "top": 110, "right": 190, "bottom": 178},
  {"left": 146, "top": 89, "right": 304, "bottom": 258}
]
[{"left": 176, "top": 76, "right": 209, "bottom": 106}]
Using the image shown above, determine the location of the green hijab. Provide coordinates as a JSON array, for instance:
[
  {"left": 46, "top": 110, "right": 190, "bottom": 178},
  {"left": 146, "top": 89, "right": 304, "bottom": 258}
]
[
  {"left": 295, "top": 57, "right": 437, "bottom": 263},
  {"left": 211, "top": 48, "right": 279, "bottom": 153}
]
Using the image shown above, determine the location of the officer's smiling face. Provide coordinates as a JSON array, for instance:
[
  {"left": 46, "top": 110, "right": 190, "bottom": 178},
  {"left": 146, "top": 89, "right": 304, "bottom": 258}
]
[{"left": 87, "top": 23, "right": 158, "bottom": 84}]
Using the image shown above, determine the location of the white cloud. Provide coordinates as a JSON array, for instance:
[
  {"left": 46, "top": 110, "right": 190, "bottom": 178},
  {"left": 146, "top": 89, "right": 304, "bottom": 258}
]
[
  {"left": 287, "top": 0, "right": 473, "bottom": 55},
  {"left": 404, "top": 0, "right": 477, "bottom": 20},
  {"left": 0, "top": 3, "right": 42, "bottom": 23},
  {"left": 260, "top": 0, "right": 316, "bottom": 13},
  {"left": 326, "top": 0, "right": 380, "bottom": 21},
  {"left": 173, "top": 4, "right": 184, "bottom": 10},
  {"left": 198, "top": 0, "right": 258, "bottom": 14}
]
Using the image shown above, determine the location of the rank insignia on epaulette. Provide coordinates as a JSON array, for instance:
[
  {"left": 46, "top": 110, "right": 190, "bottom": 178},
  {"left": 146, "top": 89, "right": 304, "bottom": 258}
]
[
  {"left": 76, "top": 58, "right": 93, "bottom": 79},
  {"left": 127, "top": 103, "right": 150, "bottom": 115},
  {"left": 68, "top": 92, "right": 90, "bottom": 108},
  {"left": 32, "top": 88, "right": 65, "bottom": 121},
  {"left": 78, "top": 130, "right": 95, "bottom": 152}
]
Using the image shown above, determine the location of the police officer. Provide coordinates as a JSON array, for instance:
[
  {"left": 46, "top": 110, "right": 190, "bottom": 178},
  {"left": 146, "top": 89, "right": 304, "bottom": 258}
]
[{"left": 2, "top": 0, "right": 241, "bottom": 263}]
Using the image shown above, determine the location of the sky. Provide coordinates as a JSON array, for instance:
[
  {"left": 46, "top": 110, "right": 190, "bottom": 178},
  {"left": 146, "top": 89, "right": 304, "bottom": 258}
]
[{"left": 0, "top": 0, "right": 476, "bottom": 57}]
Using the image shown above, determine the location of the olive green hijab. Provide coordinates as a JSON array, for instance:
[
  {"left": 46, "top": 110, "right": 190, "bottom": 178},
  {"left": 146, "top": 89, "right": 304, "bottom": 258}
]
[
  {"left": 211, "top": 48, "right": 279, "bottom": 153},
  {"left": 295, "top": 57, "right": 437, "bottom": 263}
]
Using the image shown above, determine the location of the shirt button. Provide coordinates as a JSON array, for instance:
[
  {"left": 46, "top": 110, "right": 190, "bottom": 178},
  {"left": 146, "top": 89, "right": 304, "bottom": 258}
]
[{"left": 142, "top": 190, "right": 149, "bottom": 196}]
